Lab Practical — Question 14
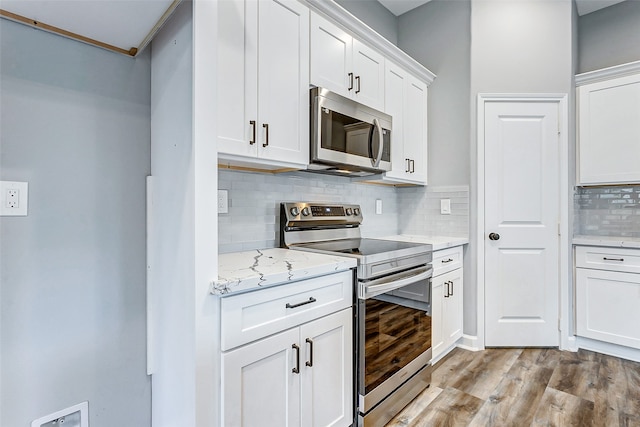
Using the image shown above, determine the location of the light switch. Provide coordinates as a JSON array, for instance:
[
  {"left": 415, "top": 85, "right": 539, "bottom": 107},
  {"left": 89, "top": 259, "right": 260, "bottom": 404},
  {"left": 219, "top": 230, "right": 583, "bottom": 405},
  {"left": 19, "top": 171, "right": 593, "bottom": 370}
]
[{"left": 440, "top": 199, "right": 451, "bottom": 215}]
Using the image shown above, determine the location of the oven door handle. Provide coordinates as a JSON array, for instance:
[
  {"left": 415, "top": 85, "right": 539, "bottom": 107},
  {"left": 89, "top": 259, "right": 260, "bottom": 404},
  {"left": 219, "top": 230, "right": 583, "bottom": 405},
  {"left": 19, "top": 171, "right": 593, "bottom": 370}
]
[{"left": 358, "top": 266, "right": 433, "bottom": 299}]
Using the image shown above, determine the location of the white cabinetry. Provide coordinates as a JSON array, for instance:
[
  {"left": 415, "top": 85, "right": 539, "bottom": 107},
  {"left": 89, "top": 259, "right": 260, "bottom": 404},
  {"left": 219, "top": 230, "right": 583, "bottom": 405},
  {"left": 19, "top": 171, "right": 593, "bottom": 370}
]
[
  {"left": 310, "top": 12, "right": 384, "bottom": 111},
  {"left": 381, "top": 61, "right": 428, "bottom": 185},
  {"left": 575, "top": 246, "right": 640, "bottom": 349},
  {"left": 217, "top": 0, "right": 309, "bottom": 170},
  {"left": 576, "top": 61, "right": 640, "bottom": 185},
  {"left": 221, "top": 271, "right": 353, "bottom": 427},
  {"left": 431, "top": 246, "right": 464, "bottom": 362}
]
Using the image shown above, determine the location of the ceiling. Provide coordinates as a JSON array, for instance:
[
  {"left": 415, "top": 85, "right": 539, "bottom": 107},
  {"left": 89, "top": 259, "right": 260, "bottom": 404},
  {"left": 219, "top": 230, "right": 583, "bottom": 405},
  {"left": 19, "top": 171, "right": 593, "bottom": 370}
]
[
  {"left": 0, "top": 0, "right": 178, "bottom": 56},
  {"left": 377, "top": 0, "right": 627, "bottom": 17}
]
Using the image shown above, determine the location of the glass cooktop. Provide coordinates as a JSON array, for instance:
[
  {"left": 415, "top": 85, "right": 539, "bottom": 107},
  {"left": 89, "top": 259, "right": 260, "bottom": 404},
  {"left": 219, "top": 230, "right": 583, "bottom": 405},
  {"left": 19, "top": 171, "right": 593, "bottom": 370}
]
[{"left": 294, "top": 238, "right": 429, "bottom": 257}]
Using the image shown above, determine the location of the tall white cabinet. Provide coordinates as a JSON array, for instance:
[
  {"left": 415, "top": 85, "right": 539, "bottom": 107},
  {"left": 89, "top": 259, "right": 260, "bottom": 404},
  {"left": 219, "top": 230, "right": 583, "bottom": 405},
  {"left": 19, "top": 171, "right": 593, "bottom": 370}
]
[
  {"left": 576, "top": 60, "right": 640, "bottom": 185},
  {"left": 217, "top": 0, "right": 310, "bottom": 170}
]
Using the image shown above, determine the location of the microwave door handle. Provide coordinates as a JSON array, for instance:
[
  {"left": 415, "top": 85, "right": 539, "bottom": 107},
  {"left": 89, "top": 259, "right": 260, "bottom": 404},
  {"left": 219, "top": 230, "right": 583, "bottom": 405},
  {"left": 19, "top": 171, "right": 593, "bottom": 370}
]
[
  {"left": 370, "top": 118, "right": 384, "bottom": 168},
  {"left": 358, "top": 267, "right": 433, "bottom": 299}
]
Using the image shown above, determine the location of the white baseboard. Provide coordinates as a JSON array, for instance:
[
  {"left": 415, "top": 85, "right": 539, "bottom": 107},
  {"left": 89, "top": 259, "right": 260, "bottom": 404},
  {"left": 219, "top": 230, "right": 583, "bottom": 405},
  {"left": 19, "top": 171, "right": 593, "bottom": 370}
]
[
  {"left": 576, "top": 337, "right": 640, "bottom": 363},
  {"left": 456, "top": 334, "right": 482, "bottom": 352}
]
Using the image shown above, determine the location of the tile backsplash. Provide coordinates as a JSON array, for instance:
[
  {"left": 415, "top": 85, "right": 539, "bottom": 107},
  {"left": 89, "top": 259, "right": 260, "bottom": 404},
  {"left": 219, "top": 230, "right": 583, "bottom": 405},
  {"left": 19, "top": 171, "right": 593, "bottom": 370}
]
[
  {"left": 218, "top": 170, "right": 399, "bottom": 253},
  {"left": 574, "top": 185, "right": 640, "bottom": 237},
  {"left": 218, "top": 170, "right": 470, "bottom": 253},
  {"left": 398, "top": 185, "right": 470, "bottom": 237}
]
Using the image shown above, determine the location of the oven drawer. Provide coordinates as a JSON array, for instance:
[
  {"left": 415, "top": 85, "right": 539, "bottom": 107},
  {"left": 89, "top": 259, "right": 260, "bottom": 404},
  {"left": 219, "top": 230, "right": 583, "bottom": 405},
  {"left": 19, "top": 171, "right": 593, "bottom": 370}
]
[
  {"left": 575, "top": 246, "right": 640, "bottom": 274},
  {"left": 221, "top": 270, "right": 352, "bottom": 350},
  {"left": 433, "top": 246, "right": 463, "bottom": 277}
]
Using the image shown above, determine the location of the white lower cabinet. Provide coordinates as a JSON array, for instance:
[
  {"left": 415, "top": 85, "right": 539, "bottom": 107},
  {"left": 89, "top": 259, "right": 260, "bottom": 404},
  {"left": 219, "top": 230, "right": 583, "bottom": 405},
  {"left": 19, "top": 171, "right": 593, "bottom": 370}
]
[
  {"left": 431, "top": 246, "right": 464, "bottom": 362},
  {"left": 221, "top": 273, "right": 353, "bottom": 427},
  {"left": 575, "top": 246, "right": 640, "bottom": 350}
]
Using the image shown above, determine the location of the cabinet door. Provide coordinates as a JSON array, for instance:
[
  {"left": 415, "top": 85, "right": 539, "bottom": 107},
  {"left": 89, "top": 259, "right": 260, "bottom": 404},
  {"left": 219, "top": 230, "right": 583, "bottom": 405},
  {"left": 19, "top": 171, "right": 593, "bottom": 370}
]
[
  {"left": 257, "top": 0, "right": 309, "bottom": 166},
  {"left": 352, "top": 39, "right": 385, "bottom": 111},
  {"left": 310, "top": 12, "right": 353, "bottom": 98},
  {"left": 300, "top": 309, "right": 353, "bottom": 427},
  {"left": 217, "top": 0, "right": 258, "bottom": 158},
  {"left": 443, "top": 268, "right": 463, "bottom": 345},
  {"left": 383, "top": 62, "right": 408, "bottom": 181},
  {"left": 578, "top": 73, "right": 640, "bottom": 185},
  {"left": 404, "top": 75, "right": 428, "bottom": 184},
  {"left": 222, "top": 328, "right": 301, "bottom": 427},
  {"left": 431, "top": 277, "right": 445, "bottom": 360},
  {"left": 576, "top": 268, "right": 640, "bottom": 349}
]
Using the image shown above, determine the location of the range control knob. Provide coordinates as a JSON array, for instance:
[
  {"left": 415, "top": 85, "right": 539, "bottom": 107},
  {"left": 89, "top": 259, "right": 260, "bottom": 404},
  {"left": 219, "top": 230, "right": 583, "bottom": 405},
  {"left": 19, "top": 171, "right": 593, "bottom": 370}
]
[
  {"left": 290, "top": 207, "right": 300, "bottom": 217},
  {"left": 345, "top": 208, "right": 353, "bottom": 216},
  {"left": 354, "top": 208, "right": 361, "bottom": 216},
  {"left": 301, "top": 207, "right": 311, "bottom": 216}
]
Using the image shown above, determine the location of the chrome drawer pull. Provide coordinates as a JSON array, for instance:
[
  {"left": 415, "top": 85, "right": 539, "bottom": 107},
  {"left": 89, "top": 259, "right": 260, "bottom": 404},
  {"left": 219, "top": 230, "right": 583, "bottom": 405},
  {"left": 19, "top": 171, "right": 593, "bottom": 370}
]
[
  {"left": 442, "top": 258, "right": 454, "bottom": 263},
  {"left": 286, "top": 297, "right": 317, "bottom": 309},
  {"left": 603, "top": 257, "right": 624, "bottom": 262}
]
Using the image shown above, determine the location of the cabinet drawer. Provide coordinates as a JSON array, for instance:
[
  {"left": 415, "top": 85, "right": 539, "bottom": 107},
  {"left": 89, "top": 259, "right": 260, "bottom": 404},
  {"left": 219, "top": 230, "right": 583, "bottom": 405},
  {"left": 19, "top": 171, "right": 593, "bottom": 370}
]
[
  {"left": 221, "top": 271, "right": 352, "bottom": 350},
  {"left": 575, "top": 246, "right": 640, "bottom": 274},
  {"left": 432, "top": 246, "right": 463, "bottom": 277},
  {"left": 576, "top": 268, "right": 640, "bottom": 349}
]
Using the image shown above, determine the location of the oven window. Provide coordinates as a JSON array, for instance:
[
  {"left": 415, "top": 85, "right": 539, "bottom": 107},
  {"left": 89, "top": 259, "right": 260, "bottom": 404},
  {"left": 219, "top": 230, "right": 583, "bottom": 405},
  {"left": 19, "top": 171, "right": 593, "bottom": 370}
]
[{"left": 363, "top": 294, "right": 431, "bottom": 394}]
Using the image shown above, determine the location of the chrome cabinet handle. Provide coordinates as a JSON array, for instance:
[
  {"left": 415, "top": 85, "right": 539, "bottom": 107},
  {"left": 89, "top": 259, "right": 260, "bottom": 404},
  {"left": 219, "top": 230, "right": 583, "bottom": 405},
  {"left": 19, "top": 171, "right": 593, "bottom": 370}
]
[
  {"left": 449, "top": 281, "right": 454, "bottom": 297},
  {"left": 410, "top": 159, "right": 415, "bottom": 173},
  {"left": 249, "top": 120, "right": 256, "bottom": 145},
  {"left": 305, "top": 338, "right": 313, "bottom": 367},
  {"left": 355, "top": 75, "right": 361, "bottom": 93},
  {"left": 444, "top": 281, "right": 450, "bottom": 298},
  {"left": 292, "top": 344, "right": 300, "bottom": 374},
  {"left": 286, "top": 297, "right": 316, "bottom": 309},
  {"left": 348, "top": 72, "right": 354, "bottom": 91},
  {"left": 442, "top": 258, "right": 454, "bottom": 264},
  {"left": 603, "top": 257, "right": 624, "bottom": 262},
  {"left": 262, "top": 123, "right": 269, "bottom": 147},
  {"left": 405, "top": 158, "right": 410, "bottom": 173}
]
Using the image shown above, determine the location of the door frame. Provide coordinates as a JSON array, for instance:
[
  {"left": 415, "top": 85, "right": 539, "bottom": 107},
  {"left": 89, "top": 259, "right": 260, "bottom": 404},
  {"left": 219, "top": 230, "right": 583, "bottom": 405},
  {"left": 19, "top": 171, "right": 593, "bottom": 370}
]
[{"left": 476, "top": 94, "right": 573, "bottom": 350}]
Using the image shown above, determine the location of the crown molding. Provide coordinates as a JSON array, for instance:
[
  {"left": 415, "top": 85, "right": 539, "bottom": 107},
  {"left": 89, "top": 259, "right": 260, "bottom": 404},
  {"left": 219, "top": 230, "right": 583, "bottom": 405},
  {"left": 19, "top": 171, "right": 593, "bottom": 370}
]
[
  {"left": 304, "top": 0, "right": 436, "bottom": 85},
  {"left": 576, "top": 59, "right": 640, "bottom": 86}
]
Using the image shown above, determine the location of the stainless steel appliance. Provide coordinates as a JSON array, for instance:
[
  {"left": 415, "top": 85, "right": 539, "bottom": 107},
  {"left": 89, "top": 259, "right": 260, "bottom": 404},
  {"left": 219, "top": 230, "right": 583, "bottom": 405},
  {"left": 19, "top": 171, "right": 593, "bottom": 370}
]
[
  {"left": 309, "top": 87, "right": 392, "bottom": 177},
  {"left": 280, "top": 202, "right": 433, "bottom": 427}
]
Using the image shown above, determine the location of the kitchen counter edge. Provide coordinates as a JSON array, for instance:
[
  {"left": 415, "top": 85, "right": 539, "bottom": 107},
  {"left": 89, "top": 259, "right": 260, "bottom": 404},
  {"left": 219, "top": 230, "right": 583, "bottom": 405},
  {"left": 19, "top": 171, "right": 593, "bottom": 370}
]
[
  {"left": 573, "top": 235, "right": 640, "bottom": 249},
  {"left": 211, "top": 248, "right": 357, "bottom": 295}
]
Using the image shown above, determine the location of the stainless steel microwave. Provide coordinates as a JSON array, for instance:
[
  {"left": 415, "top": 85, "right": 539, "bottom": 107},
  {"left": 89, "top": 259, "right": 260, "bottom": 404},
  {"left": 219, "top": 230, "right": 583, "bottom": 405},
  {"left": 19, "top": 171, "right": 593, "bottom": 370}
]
[{"left": 308, "top": 87, "right": 392, "bottom": 177}]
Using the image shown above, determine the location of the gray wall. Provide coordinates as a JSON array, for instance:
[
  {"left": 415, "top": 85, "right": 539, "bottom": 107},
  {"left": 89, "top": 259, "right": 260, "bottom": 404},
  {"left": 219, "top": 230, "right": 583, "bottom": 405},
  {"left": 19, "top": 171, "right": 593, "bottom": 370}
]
[
  {"left": 398, "top": 0, "right": 471, "bottom": 186},
  {"left": 0, "top": 19, "right": 151, "bottom": 426},
  {"left": 336, "top": 0, "right": 399, "bottom": 44},
  {"left": 578, "top": 0, "right": 640, "bottom": 73}
]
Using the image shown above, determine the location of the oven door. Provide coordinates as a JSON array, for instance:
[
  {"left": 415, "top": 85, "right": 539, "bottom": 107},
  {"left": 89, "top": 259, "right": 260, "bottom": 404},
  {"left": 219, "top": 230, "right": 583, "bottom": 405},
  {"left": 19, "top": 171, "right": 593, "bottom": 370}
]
[{"left": 357, "top": 266, "right": 433, "bottom": 415}]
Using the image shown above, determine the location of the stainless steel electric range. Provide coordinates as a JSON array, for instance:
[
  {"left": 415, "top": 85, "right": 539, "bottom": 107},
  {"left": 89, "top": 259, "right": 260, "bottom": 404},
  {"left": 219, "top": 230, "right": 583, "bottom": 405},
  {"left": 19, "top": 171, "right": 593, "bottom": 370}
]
[{"left": 280, "top": 202, "right": 433, "bottom": 427}]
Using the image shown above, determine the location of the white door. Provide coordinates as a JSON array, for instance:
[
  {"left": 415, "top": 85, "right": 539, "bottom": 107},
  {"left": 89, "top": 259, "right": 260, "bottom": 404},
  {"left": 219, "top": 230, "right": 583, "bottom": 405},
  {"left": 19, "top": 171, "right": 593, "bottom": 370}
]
[
  {"left": 222, "top": 328, "right": 301, "bottom": 427},
  {"left": 257, "top": 0, "right": 309, "bottom": 165},
  {"left": 310, "top": 12, "right": 353, "bottom": 98},
  {"left": 484, "top": 100, "right": 559, "bottom": 347},
  {"left": 404, "top": 75, "right": 428, "bottom": 184},
  {"left": 300, "top": 309, "right": 353, "bottom": 427},
  {"left": 352, "top": 39, "right": 384, "bottom": 111}
]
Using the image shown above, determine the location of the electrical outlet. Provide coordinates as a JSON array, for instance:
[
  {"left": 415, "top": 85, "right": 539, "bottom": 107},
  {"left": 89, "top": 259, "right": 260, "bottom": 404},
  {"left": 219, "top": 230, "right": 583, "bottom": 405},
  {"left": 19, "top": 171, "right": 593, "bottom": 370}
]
[
  {"left": 32, "top": 401, "right": 88, "bottom": 427},
  {"left": 218, "top": 190, "right": 229, "bottom": 214},
  {"left": 1, "top": 181, "right": 28, "bottom": 216},
  {"left": 375, "top": 199, "right": 383, "bottom": 215}
]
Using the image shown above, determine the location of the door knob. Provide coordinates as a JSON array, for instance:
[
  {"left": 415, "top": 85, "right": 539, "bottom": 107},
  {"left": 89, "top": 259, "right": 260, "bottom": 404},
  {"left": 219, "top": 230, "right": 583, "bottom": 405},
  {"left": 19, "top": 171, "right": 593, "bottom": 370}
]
[{"left": 489, "top": 232, "right": 500, "bottom": 241}]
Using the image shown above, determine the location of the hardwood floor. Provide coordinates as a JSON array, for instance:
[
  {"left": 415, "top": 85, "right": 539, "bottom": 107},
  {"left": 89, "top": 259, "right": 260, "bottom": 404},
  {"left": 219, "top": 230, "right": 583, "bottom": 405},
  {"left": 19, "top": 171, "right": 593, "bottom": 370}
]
[{"left": 386, "top": 348, "right": 640, "bottom": 427}]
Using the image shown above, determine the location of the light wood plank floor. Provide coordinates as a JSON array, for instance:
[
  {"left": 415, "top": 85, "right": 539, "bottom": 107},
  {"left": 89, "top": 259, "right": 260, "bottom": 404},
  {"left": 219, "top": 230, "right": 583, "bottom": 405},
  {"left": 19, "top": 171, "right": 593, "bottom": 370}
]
[{"left": 386, "top": 347, "right": 640, "bottom": 427}]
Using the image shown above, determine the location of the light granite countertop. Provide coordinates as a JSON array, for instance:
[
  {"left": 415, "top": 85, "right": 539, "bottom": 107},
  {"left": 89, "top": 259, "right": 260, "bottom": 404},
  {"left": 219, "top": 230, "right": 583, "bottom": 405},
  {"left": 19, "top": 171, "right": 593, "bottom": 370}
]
[
  {"left": 211, "top": 248, "right": 357, "bottom": 295},
  {"left": 573, "top": 235, "right": 640, "bottom": 249},
  {"left": 379, "top": 235, "right": 469, "bottom": 251}
]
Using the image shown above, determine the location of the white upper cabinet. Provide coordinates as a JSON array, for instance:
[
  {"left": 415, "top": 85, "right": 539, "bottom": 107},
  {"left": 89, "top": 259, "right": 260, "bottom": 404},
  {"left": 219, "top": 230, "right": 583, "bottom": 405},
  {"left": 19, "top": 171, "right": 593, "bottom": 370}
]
[
  {"left": 310, "top": 12, "right": 385, "bottom": 111},
  {"left": 218, "top": 0, "right": 309, "bottom": 170},
  {"left": 577, "top": 61, "right": 640, "bottom": 186},
  {"left": 376, "top": 62, "right": 428, "bottom": 185}
]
